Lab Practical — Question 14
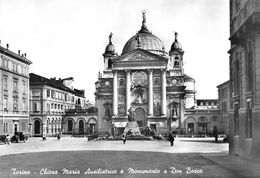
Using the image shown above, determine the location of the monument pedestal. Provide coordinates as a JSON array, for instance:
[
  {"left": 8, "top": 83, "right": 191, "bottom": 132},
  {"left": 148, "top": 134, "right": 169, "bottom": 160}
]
[{"left": 124, "top": 121, "right": 141, "bottom": 135}]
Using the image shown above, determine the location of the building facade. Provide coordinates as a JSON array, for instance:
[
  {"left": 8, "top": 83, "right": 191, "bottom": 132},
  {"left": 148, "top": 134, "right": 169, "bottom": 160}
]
[
  {"left": 95, "top": 12, "right": 196, "bottom": 135},
  {"left": 229, "top": 0, "right": 260, "bottom": 162},
  {"left": 29, "top": 73, "right": 97, "bottom": 136},
  {"left": 217, "top": 81, "right": 230, "bottom": 135},
  {"left": 0, "top": 44, "right": 32, "bottom": 136},
  {"left": 184, "top": 99, "right": 220, "bottom": 135}
]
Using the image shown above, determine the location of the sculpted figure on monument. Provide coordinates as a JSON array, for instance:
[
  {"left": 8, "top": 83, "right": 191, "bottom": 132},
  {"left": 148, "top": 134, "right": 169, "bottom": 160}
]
[{"left": 128, "top": 107, "right": 135, "bottom": 122}]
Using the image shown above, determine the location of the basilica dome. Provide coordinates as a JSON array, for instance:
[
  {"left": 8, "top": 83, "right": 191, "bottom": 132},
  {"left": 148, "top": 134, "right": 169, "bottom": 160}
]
[
  {"left": 122, "top": 32, "right": 167, "bottom": 56},
  {"left": 121, "top": 11, "right": 167, "bottom": 56}
]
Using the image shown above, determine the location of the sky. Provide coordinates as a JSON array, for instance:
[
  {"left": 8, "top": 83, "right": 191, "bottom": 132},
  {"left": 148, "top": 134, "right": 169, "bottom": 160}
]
[{"left": 0, "top": 0, "right": 230, "bottom": 102}]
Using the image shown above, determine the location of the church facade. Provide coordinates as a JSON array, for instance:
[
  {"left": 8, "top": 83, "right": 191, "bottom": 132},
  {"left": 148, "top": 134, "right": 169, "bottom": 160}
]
[{"left": 95, "top": 12, "right": 196, "bottom": 134}]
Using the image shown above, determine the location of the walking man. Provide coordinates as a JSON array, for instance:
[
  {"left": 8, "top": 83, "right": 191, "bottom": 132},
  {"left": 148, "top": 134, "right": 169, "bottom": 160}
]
[
  {"left": 122, "top": 134, "right": 126, "bottom": 144},
  {"left": 168, "top": 133, "right": 175, "bottom": 146}
]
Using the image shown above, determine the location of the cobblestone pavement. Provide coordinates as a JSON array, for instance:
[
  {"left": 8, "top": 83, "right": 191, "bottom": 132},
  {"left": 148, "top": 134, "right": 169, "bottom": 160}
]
[{"left": 0, "top": 137, "right": 259, "bottom": 178}]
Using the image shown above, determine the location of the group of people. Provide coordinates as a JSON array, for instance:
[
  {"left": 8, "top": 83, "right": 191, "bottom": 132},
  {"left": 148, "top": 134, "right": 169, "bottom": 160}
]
[
  {"left": 42, "top": 132, "right": 62, "bottom": 141},
  {"left": 121, "top": 132, "right": 175, "bottom": 146}
]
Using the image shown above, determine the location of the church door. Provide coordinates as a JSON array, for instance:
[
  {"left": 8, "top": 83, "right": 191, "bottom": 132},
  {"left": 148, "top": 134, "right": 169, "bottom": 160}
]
[
  {"left": 135, "top": 107, "right": 146, "bottom": 127},
  {"left": 68, "top": 120, "right": 73, "bottom": 133},
  {"left": 34, "top": 119, "right": 41, "bottom": 135}
]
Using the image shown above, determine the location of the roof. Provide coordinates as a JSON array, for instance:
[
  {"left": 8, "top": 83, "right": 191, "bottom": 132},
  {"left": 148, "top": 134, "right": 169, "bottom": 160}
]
[
  {"left": 217, "top": 80, "right": 229, "bottom": 88},
  {"left": 184, "top": 74, "right": 195, "bottom": 81},
  {"left": 29, "top": 73, "right": 84, "bottom": 97},
  {"left": 0, "top": 46, "right": 32, "bottom": 65}
]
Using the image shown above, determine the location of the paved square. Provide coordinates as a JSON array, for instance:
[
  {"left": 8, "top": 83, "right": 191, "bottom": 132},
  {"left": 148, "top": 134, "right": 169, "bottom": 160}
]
[{"left": 0, "top": 137, "right": 259, "bottom": 178}]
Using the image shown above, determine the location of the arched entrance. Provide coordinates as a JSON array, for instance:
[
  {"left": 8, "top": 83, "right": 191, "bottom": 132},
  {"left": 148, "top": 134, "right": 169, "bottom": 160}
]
[
  {"left": 186, "top": 117, "right": 196, "bottom": 134},
  {"left": 198, "top": 116, "right": 208, "bottom": 135},
  {"left": 34, "top": 119, "right": 41, "bottom": 136},
  {"left": 68, "top": 119, "right": 73, "bottom": 133},
  {"left": 88, "top": 118, "right": 97, "bottom": 135},
  {"left": 79, "top": 120, "right": 84, "bottom": 134},
  {"left": 135, "top": 107, "right": 146, "bottom": 127}
]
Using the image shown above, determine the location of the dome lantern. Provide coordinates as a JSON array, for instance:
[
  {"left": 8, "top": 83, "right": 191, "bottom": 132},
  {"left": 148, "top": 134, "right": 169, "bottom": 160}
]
[
  {"left": 121, "top": 11, "right": 167, "bottom": 56},
  {"left": 169, "top": 32, "right": 183, "bottom": 54},
  {"left": 104, "top": 32, "right": 116, "bottom": 56}
]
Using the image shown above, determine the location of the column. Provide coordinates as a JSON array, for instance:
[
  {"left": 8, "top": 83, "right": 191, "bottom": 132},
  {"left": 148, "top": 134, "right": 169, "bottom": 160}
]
[
  {"left": 125, "top": 70, "right": 131, "bottom": 115},
  {"left": 113, "top": 70, "right": 118, "bottom": 116},
  {"left": 161, "top": 69, "right": 167, "bottom": 116},
  {"left": 148, "top": 69, "right": 154, "bottom": 116}
]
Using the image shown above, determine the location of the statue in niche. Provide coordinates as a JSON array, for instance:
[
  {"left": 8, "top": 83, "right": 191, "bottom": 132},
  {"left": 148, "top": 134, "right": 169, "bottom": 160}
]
[
  {"left": 172, "top": 103, "right": 178, "bottom": 118},
  {"left": 133, "top": 87, "right": 144, "bottom": 104},
  {"left": 128, "top": 106, "right": 135, "bottom": 122}
]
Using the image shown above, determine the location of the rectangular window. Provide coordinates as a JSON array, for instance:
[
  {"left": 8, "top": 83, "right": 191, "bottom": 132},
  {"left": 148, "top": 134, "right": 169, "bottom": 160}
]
[
  {"left": 23, "top": 82, "right": 26, "bottom": 94},
  {"left": 4, "top": 123, "right": 8, "bottom": 133},
  {"left": 32, "top": 89, "right": 40, "bottom": 98},
  {"left": 13, "top": 80, "right": 18, "bottom": 92},
  {"left": 3, "top": 78, "right": 8, "bottom": 90},
  {"left": 47, "top": 89, "right": 50, "bottom": 97},
  {"left": 47, "top": 103, "right": 50, "bottom": 111},
  {"left": 13, "top": 99, "right": 18, "bottom": 111},
  {"left": 22, "top": 122, "right": 26, "bottom": 131},
  {"left": 51, "top": 103, "right": 54, "bottom": 109},
  {"left": 22, "top": 99, "right": 26, "bottom": 111},
  {"left": 4, "top": 98, "right": 8, "bottom": 110}
]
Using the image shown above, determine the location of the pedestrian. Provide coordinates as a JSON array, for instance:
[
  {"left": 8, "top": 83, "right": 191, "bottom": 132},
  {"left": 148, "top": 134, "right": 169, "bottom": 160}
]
[
  {"left": 42, "top": 133, "right": 46, "bottom": 141},
  {"left": 57, "top": 132, "right": 61, "bottom": 140},
  {"left": 122, "top": 134, "right": 126, "bottom": 144},
  {"left": 168, "top": 133, "right": 174, "bottom": 146},
  {"left": 6, "top": 134, "right": 11, "bottom": 145}
]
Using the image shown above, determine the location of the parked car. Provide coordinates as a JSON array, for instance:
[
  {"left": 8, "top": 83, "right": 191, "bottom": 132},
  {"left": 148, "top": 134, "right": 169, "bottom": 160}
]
[
  {"left": 11, "top": 132, "right": 28, "bottom": 143},
  {"left": 0, "top": 135, "right": 7, "bottom": 144}
]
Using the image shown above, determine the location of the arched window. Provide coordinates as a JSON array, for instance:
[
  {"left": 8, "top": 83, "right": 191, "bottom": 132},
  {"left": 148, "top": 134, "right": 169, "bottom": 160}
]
[
  {"left": 174, "top": 57, "right": 180, "bottom": 68},
  {"left": 104, "top": 104, "right": 112, "bottom": 117},
  {"left": 108, "top": 59, "right": 112, "bottom": 68}
]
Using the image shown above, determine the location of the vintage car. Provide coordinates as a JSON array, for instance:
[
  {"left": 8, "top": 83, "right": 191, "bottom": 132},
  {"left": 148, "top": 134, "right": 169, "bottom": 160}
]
[
  {"left": 11, "top": 132, "right": 28, "bottom": 143},
  {"left": 0, "top": 135, "right": 7, "bottom": 144}
]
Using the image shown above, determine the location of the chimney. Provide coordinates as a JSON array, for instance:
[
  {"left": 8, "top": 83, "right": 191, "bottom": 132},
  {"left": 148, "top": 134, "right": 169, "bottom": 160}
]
[
  {"left": 18, "top": 50, "right": 21, "bottom": 55},
  {"left": 6, "top": 43, "right": 9, "bottom": 49},
  {"left": 24, "top": 53, "right": 27, "bottom": 58},
  {"left": 22, "top": 54, "right": 24, "bottom": 57}
]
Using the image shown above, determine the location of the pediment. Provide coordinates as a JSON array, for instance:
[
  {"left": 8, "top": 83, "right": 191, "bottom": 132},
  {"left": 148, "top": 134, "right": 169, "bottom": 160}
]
[{"left": 114, "top": 49, "right": 168, "bottom": 63}]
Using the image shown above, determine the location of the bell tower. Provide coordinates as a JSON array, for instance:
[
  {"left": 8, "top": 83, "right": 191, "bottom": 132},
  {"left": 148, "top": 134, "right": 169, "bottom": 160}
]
[
  {"left": 103, "top": 32, "right": 117, "bottom": 70},
  {"left": 168, "top": 32, "right": 184, "bottom": 76}
]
